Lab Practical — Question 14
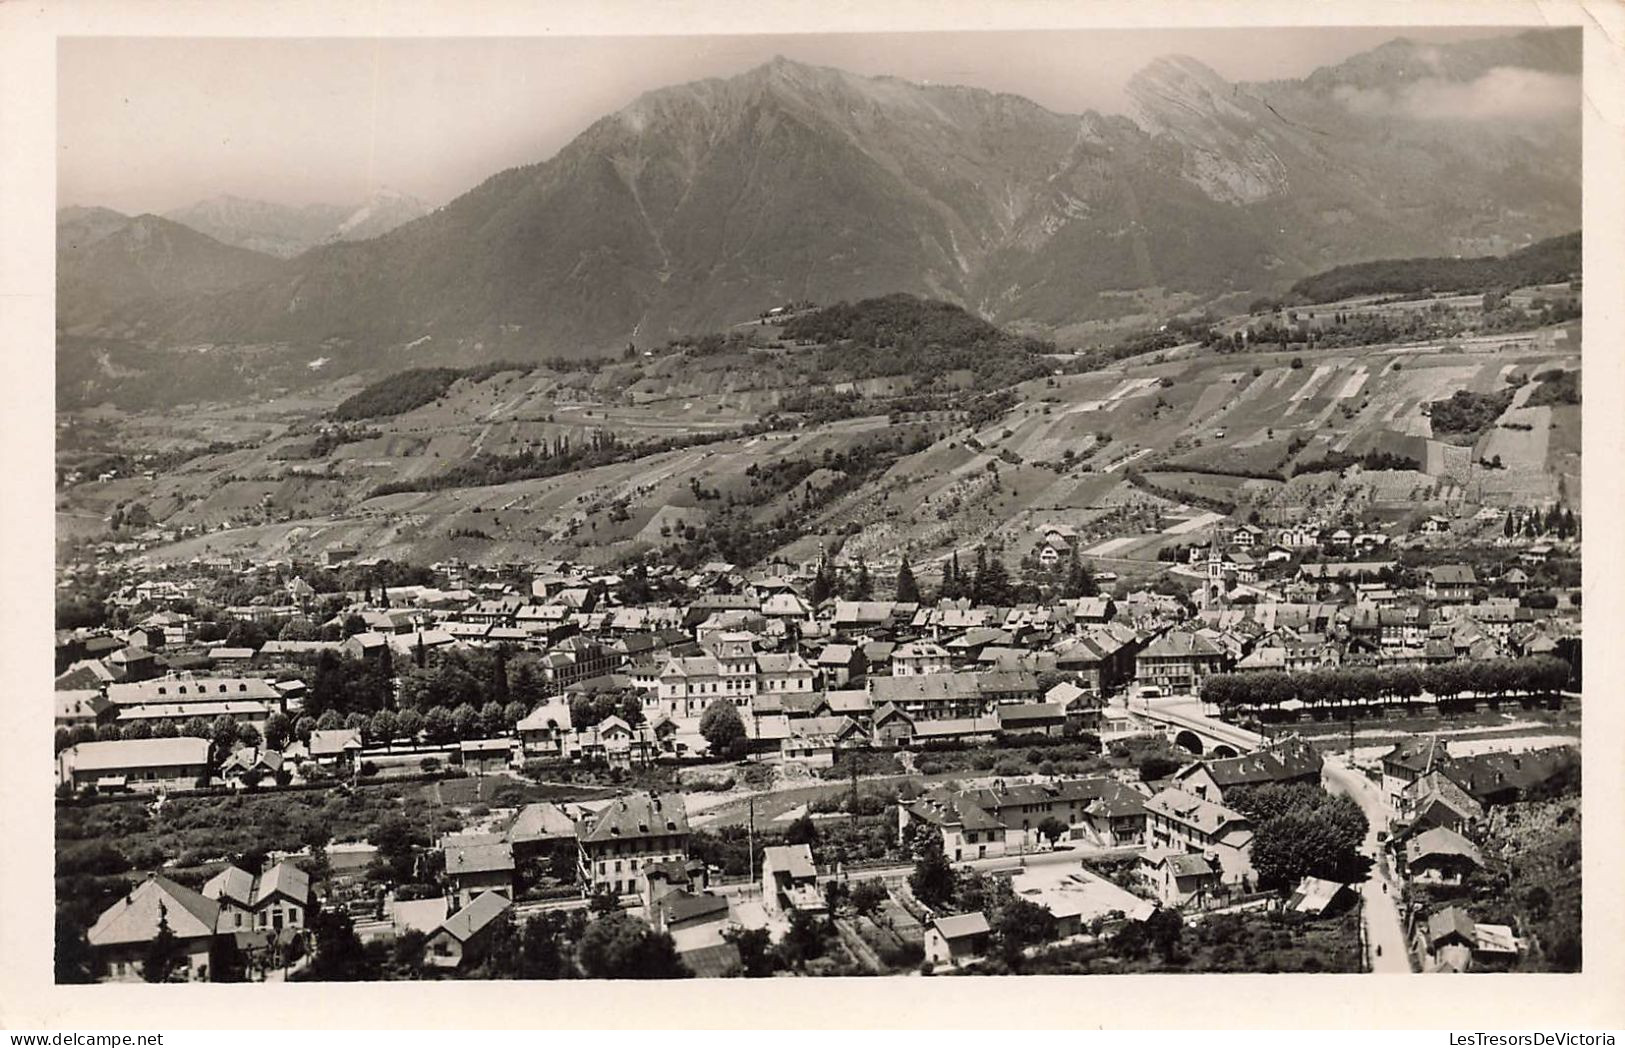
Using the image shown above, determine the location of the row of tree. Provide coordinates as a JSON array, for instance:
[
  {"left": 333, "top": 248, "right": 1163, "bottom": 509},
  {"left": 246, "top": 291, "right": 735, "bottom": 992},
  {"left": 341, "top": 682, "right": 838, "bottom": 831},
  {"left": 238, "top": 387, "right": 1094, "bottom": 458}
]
[{"left": 1198, "top": 656, "right": 1573, "bottom": 712}]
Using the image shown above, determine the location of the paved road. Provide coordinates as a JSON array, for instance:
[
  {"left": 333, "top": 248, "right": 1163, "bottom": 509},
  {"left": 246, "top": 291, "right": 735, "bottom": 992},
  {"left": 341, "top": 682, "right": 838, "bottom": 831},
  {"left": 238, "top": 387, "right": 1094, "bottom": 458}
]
[{"left": 1322, "top": 754, "right": 1412, "bottom": 972}]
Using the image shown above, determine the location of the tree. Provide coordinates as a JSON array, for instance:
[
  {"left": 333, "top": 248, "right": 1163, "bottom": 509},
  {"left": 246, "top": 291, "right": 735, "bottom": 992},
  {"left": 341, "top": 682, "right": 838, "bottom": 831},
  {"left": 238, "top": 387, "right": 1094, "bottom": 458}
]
[
  {"left": 503, "top": 700, "right": 527, "bottom": 731},
  {"left": 1036, "top": 816, "right": 1069, "bottom": 849},
  {"left": 55, "top": 910, "right": 96, "bottom": 983},
  {"left": 775, "top": 908, "right": 829, "bottom": 970},
  {"left": 142, "top": 904, "right": 184, "bottom": 983},
  {"left": 699, "top": 699, "right": 746, "bottom": 756},
  {"left": 849, "top": 560, "right": 873, "bottom": 601},
  {"left": 263, "top": 711, "right": 292, "bottom": 751},
  {"left": 895, "top": 555, "right": 920, "bottom": 603},
  {"left": 423, "top": 707, "right": 456, "bottom": 745},
  {"left": 1144, "top": 907, "right": 1185, "bottom": 962},
  {"left": 211, "top": 715, "right": 240, "bottom": 754},
  {"left": 182, "top": 716, "right": 212, "bottom": 739},
  {"left": 293, "top": 715, "right": 317, "bottom": 745},
  {"left": 809, "top": 553, "right": 835, "bottom": 605},
  {"left": 576, "top": 913, "right": 689, "bottom": 979},
  {"left": 479, "top": 701, "right": 506, "bottom": 738},
  {"left": 909, "top": 835, "right": 957, "bottom": 909},
  {"left": 122, "top": 720, "right": 153, "bottom": 741},
  {"left": 315, "top": 710, "right": 342, "bottom": 732},
  {"left": 395, "top": 708, "right": 423, "bottom": 741},
  {"left": 303, "top": 908, "right": 380, "bottom": 981},
  {"left": 784, "top": 813, "right": 820, "bottom": 847},
  {"left": 991, "top": 895, "right": 1057, "bottom": 968},
  {"left": 370, "top": 709, "right": 398, "bottom": 745},
  {"left": 847, "top": 879, "right": 889, "bottom": 919},
  {"left": 451, "top": 702, "right": 480, "bottom": 741},
  {"left": 724, "top": 926, "right": 776, "bottom": 978}
]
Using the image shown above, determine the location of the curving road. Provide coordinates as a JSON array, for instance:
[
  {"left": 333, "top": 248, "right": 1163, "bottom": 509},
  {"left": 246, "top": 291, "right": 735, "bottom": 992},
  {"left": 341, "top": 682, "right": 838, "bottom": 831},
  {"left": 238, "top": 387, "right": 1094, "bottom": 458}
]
[{"left": 1322, "top": 754, "right": 1412, "bottom": 972}]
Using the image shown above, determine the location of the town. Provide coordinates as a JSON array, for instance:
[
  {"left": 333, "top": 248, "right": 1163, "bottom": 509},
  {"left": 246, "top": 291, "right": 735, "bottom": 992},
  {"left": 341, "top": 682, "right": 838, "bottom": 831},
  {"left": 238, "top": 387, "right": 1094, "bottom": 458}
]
[{"left": 54, "top": 505, "right": 1580, "bottom": 981}]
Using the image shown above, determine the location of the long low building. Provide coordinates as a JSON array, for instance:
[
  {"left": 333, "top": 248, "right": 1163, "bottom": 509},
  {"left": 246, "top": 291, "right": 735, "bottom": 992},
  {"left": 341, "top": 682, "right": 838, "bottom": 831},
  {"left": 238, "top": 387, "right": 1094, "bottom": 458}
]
[{"left": 58, "top": 736, "right": 212, "bottom": 793}]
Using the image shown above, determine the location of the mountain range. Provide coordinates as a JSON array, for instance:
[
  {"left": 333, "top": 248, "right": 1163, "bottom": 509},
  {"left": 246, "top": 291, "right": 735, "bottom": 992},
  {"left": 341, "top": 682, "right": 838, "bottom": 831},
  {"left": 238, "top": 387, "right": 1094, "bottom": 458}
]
[
  {"left": 162, "top": 189, "right": 431, "bottom": 258},
  {"left": 56, "top": 29, "right": 1579, "bottom": 365}
]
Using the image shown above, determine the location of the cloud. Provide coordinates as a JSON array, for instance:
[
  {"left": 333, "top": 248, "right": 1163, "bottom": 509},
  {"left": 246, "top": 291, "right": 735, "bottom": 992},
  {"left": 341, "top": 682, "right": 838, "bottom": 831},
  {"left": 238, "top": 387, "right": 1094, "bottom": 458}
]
[{"left": 1334, "top": 66, "right": 1579, "bottom": 123}]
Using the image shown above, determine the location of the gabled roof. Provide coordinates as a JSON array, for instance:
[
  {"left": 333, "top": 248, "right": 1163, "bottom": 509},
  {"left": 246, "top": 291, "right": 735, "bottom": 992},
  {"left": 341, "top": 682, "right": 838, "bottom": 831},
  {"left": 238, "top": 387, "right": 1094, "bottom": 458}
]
[
  {"left": 1424, "top": 905, "right": 1478, "bottom": 946},
  {"left": 444, "top": 841, "right": 516, "bottom": 876},
  {"left": 931, "top": 912, "right": 990, "bottom": 940},
  {"left": 507, "top": 802, "right": 579, "bottom": 843},
  {"left": 1406, "top": 826, "right": 1483, "bottom": 867},
  {"left": 577, "top": 792, "right": 690, "bottom": 844},
  {"left": 1179, "top": 736, "right": 1323, "bottom": 789},
  {"left": 436, "top": 891, "right": 512, "bottom": 943},
  {"left": 89, "top": 875, "right": 220, "bottom": 945},
  {"left": 202, "top": 865, "right": 256, "bottom": 908},
  {"left": 253, "top": 861, "right": 311, "bottom": 906},
  {"left": 1139, "top": 630, "right": 1223, "bottom": 660},
  {"left": 309, "top": 729, "right": 363, "bottom": 756}
]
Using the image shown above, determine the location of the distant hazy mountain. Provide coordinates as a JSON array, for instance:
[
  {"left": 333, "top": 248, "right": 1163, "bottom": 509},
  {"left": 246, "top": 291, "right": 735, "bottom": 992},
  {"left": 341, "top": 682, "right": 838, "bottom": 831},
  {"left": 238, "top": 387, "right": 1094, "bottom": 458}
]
[
  {"left": 56, "top": 212, "right": 284, "bottom": 334},
  {"left": 62, "top": 29, "right": 1578, "bottom": 360},
  {"left": 163, "top": 189, "right": 430, "bottom": 258}
]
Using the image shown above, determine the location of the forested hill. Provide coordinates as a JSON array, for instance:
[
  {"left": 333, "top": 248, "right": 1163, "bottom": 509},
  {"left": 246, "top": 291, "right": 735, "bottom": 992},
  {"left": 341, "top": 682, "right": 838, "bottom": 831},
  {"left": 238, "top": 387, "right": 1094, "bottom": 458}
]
[
  {"left": 782, "top": 294, "right": 1054, "bottom": 388},
  {"left": 1287, "top": 232, "right": 1581, "bottom": 304}
]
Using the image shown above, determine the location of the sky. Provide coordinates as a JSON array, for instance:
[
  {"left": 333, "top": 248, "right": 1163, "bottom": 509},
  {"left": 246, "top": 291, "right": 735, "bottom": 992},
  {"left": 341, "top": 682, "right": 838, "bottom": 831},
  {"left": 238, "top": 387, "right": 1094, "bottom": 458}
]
[{"left": 58, "top": 27, "right": 1535, "bottom": 215}]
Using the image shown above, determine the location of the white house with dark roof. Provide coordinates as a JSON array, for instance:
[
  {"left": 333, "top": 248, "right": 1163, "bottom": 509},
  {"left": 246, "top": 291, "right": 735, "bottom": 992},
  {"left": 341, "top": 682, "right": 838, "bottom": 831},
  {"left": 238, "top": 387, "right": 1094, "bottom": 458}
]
[
  {"left": 1142, "top": 786, "right": 1256, "bottom": 885},
  {"left": 423, "top": 891, "right": 513, "bottom": 970},
  {"left": 575, "top": 791, "right": 691, "bottom": 897}
]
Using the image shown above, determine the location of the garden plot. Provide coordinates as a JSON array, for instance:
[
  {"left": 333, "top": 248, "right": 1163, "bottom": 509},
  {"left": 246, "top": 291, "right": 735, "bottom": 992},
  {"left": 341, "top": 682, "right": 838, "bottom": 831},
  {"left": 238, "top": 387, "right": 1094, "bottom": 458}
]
[
  {"left": 1478, "top": 405, "right": 1552, "bottom": 471},
  {"left": 1163, "top": 509, "right": 1227, "bottom": 536}
]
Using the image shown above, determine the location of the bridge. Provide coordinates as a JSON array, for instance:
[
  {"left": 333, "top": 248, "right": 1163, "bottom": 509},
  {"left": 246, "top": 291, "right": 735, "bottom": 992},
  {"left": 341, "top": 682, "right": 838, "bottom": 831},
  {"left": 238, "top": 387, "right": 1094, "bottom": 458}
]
[{"left": 1124, "top": 699, "right": 1265, "bottom": 759}]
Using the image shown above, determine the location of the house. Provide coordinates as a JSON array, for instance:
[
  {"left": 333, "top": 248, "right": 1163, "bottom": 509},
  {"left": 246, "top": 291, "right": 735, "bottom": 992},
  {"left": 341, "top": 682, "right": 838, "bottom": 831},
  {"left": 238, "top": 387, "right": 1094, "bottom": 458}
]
[
  {"left": 924, "top": 912, "right": 991, "bottom": 968},
  {"left": 1173, "top": 736, "right": 1323, "bottom": 804},
  {"left": 505, "top": 801, "right": 580, "bottom": 863},
  {"left": 1135, "top": 630, "right": 1225, "bottom": 695},
  {"left": 872, "top": 703, "right": 916, "bottom": 748},
  {"left": 1141, "top": 851, "right": 1220, "bottom": 908},
  {"left": 868, "top": 671, "right": 986, "bottom": 722},
  {"left": 780, "top": 716, "right": 863, "bottom": 767},
  {"left": 516, "top": 700, "right": 574, "bottom": 759},
  {"left": 89, "top": 874, "right": 221, "bottom": 981},
  {"left": 815, "top": 643, "right": 865, "bottom": 687},
  {"left": 1414, "top": 906, "right": 1478, "bottom": 972},
  {"left": 1425, "top": 566, "right": 1478, "bottom": 603},
  {"left": 442, "top": 838, "right": 517, "bottom": 909},
  {"left": 58, "top": 736, "right": 212, "bottom": 794},
  {"left": 761, "top": 843, "right": 824, "bottom": 917},
  {"left": 423, "top": 891, "right": 512, "bottom": 970},
  {"left": 219, "top": 746, "right": 283, "bottom": 789},
  {"left": 203, "top": 861, "right": 311, "bottom": 937},
  {"left": 1398, "top": 771, "right": 1483, "bottom": 834},
  {"left": 1403, "top": 827, "right": 1483, "bottom": 886},
  {"left": 56, "top": 688, "right": 110, "bottom": 729},
  {"left": 576, "top": 792, "right": 691, "bottom": 897},
  {"left": 1380, "top": 736, "right": 1451, "bottom": 808},
  {"left": 307, "top": 729, "right": 364, "bottom": 768},
  {"left": 995, "top": 702, "right": 1066, "bottom": 737},
  {"left": 1286, "top": 876, "right": 1355, "bottom": 916},
  {"left": 891, "top": 640, "right": 951, "bottom": 677},
  {"left": 1141, "top": 787, "right": 1255, "bottom": 885},
  {"left": 459, "top": 737, "right": 515, "bottom": 775}
]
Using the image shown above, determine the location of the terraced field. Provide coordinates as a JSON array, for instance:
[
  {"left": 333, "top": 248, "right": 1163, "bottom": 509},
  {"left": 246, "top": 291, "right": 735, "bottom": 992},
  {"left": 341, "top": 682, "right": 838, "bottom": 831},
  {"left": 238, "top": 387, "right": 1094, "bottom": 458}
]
[{"left": 59, "top": 295, "right": 1580, "bottom": 573}]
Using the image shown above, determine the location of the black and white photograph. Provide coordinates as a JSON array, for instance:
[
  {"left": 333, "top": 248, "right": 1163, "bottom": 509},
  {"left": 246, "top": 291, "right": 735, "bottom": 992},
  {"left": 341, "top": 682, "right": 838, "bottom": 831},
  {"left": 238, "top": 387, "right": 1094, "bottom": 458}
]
[{"left": 4, "top": 0, "right": 1621, "bottom": 1032}]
